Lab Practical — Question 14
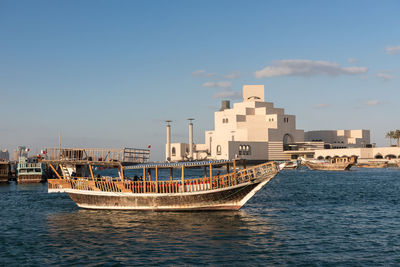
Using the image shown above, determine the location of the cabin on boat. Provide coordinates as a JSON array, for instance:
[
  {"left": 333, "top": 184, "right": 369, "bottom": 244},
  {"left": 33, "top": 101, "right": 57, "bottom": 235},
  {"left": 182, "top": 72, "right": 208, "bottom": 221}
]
[{"left": 16, "top": 156, "right": 46, "bottom": 183}]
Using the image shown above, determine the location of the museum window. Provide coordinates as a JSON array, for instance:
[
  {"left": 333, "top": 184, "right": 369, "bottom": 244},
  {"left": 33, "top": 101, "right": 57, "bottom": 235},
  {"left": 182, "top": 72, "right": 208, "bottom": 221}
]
[
  {"left": 246, "top": 145, "right": 251, "bottom": 155},
  {"left": 171, "top": 147, "right": 176, "bottom": 156},
  {"left": 216, "top": 145, "right": 222, "bottom": 155},
  {"left": 238, "top": 144, "right": 251, "bottom": 155}
]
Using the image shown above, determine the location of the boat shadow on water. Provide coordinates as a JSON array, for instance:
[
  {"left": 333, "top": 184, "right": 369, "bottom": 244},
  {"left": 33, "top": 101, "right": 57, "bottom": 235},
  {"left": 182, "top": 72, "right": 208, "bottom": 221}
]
[
  {"left": 43, "top": 208, "right": 280, "bottom": 265},
  {"left": 45, "top": 208, "right": 275, "bottom": 238}
]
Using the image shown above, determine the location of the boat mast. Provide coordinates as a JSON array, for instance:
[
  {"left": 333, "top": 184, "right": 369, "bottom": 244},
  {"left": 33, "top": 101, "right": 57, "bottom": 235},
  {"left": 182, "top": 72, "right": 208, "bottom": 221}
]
[{"left": 58, "top": 132, "right": 61, "bottom": 159}]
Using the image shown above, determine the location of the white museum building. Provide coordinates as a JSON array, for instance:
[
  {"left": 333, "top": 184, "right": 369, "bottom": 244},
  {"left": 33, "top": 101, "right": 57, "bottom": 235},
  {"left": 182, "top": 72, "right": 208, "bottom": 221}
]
[
  {"left": 165, "top": 84, "right": 380, "bottom": 162},
  {"left": 166, "top": 85, "right": 305, "bottom": 161}
]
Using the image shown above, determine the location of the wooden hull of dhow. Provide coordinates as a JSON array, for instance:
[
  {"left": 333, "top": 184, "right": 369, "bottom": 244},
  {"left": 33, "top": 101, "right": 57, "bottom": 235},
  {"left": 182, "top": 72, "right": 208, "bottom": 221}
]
[
  {"left": 62, "top": 176, "right": 274, "bottom": 211},
  {"left": 356, "top": 163, "right": 388, "bottom": 169},
  {"left": 0, "top": 175, "right": 9, "bottom": 183},
  {"left": 17, "top": 174, "right": 45, "bottom": 183}
]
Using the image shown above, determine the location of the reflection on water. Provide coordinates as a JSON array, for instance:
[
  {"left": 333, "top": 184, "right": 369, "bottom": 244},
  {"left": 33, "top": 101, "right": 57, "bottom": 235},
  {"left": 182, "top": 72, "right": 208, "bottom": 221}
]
[
  {"left": 2, "top": 168, "right": 400, "bottom": 265},
  {"left": 44, "top": 209, "right": 279, "bottom": 265}
]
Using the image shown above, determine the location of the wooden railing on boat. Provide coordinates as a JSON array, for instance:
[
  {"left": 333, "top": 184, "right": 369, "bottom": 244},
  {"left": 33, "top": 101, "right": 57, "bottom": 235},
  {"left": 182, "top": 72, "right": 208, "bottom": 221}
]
[
  {"left": 48, "top": 161, "right": 277, "bottom": 194},
  {"left": 44, "top": 148, "right": 150, "bottom": 164}
]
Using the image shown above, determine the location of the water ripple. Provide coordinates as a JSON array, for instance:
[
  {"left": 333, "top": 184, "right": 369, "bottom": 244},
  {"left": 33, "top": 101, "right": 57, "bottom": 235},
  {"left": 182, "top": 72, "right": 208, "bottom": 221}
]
[{"left": 1, "top": 168, "right": 400, "bottom": 265}]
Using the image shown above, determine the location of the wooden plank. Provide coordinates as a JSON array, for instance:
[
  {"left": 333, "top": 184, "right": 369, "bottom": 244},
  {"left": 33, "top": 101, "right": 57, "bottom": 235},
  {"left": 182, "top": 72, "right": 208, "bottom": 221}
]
[
  {"left": 87, "top": 180, "right": 100, "bottom": 191},
  {"left": 209, "top": 163, "right": 213, "bottom": 189},
  {"left": 181, "top": 166, "right": 185, "bottom": 192},
  {"left": 88, "top": 164, "right": 94, "bottom": 180},
  {"left": 118, "top": 164, "right": 124, "bottom": 181},
  {"left": 233, "top": 160, "right": 237, "bottom": 185},
  {"left": 155, "top": 166, "right": 158, "bottom": 193},
  {"left": 48, "top": 163, "right": 62, "bottom": 179},
  {"left": 143, "top": 168, "right": 146, "bottom": 193},
  {"left": 115, "top": 181, "right": 130, "bottom": 192}
]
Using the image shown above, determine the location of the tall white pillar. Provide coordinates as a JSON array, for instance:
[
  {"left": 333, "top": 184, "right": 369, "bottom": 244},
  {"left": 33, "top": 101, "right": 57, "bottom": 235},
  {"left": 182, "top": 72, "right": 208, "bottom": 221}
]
[
  {"left": 188, "top": 118, "right": 194, "bottom": 160},
  {"left": 166, "top": 120, "right": 172, "bottom": 161}
]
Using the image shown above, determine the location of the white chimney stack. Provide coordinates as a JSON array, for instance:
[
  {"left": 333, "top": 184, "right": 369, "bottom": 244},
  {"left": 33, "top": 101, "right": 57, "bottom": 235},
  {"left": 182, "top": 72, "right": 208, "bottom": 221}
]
[
  {"left": 188, "top": 118, "right": 194, "bottom": 160},
  {"left": 166, "top": 120, "right": 172, "bottom": 161}
]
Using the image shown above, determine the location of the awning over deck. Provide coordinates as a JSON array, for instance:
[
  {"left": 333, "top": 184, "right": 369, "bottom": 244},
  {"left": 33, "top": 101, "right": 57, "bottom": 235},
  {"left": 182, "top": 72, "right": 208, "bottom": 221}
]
[{"left": 124, "top": 160, "right": 233, "bottom": 170}]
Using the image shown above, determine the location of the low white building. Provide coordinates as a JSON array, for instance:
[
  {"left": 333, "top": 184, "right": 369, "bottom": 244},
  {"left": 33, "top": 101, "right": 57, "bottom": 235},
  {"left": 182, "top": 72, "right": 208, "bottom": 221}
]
[
  {"left": 166, "top": 85, "right": 304, "bottom": 161},
  {"left": 305, "top": 130, "right": 371, "bottom": 148},
  {"left": 314, "top": 147, "right": 400, "bottom": 160}
]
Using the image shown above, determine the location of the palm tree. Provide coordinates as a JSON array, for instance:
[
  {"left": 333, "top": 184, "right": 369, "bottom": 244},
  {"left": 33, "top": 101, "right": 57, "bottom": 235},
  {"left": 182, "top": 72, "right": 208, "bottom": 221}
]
[
  {"left": 395, "top": 130, "right": 400, "bottom": 147},
  {"left": 385, "top": 130, "right": 395, "bottom": 147}
]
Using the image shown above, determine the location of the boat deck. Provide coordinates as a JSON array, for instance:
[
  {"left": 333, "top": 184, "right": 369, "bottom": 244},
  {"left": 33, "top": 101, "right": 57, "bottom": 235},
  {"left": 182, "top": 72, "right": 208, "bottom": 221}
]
[{"left": 48, "top": 161, "right": 277, "bottom": 194}]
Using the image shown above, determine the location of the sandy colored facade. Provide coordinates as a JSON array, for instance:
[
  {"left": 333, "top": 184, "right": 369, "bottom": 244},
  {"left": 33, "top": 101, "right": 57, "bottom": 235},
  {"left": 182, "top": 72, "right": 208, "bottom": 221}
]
[{"left": 305, "top": 130, "right": 370, "bottom": 148}]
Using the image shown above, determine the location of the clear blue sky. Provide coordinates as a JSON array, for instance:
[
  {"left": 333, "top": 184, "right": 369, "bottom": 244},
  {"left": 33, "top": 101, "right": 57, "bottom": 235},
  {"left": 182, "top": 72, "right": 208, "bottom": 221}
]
[{"left": 1, "top": 0, "right": 399, "bottom": 160}]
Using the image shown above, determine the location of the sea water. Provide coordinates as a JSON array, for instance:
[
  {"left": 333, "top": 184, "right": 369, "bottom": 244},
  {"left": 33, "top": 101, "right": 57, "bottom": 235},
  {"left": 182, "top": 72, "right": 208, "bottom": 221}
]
[{"left": 1, "top": 168, "right": 399, "bottom": 266}]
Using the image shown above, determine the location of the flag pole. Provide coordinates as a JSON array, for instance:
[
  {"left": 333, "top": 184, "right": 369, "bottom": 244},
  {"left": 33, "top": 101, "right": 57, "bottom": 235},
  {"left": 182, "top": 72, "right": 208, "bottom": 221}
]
[{"left": 58, "top": 132, "right": 61, "bottom": 159}]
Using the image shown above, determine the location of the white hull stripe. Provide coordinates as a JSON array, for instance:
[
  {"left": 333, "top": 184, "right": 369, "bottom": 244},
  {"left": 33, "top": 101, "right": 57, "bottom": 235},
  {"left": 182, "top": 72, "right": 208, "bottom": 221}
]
[{"left": 76, "top": 203, "right": 240, "bottom": 210}]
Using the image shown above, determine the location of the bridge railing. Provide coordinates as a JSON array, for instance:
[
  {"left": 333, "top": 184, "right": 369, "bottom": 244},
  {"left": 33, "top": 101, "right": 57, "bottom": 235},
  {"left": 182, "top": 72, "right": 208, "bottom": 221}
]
[{"left": 44, "top": 147, "right": 150, "bottom": 164}]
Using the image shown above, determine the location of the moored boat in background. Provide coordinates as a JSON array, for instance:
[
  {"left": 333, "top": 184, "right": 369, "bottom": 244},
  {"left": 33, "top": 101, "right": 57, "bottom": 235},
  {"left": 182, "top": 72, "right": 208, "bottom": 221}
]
[
  {"left": 283, "top": 160, "right": 299, "bottom": 169},
  {"left": 356, "top": 161, "right": 388, "bottom": 168},
  {"left": 17, "top": 156, "right": 47, "bottom": 183},
  {"left": 302, "top": 156, "right": 356, "bottom": 171}
]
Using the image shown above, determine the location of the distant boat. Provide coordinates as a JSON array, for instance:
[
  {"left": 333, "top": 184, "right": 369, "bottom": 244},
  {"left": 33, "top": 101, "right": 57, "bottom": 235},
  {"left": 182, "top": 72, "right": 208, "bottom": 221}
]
[
  {"left": 356, "top": 161, "right": 388, "bottom": 169},
  {"left": 283, "top": 160, "right": 299, "bottom": 169},
  {"left": 43, "top": 147, "right": 280, "bottom": 211},
  {"left": 17, "top": 156, "right": 46, "bottom": 183},
  {"left": 302, "top": 156, "right": 356, "bottom": 171}
]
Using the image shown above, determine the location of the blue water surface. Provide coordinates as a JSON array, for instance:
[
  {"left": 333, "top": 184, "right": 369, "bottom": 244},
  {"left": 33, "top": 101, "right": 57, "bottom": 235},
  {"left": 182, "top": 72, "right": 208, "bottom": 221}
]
[{"left": 1, "top": 168, "right": 400, "bottom": 266}]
